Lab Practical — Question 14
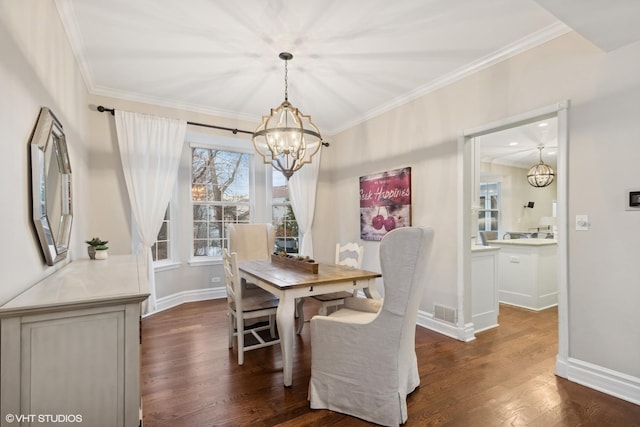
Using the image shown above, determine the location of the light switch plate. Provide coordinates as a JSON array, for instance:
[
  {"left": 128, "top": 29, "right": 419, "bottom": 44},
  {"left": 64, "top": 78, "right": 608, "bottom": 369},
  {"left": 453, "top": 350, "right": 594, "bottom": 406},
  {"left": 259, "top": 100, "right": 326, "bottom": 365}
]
[{"left": 576, "top": 214, "right": 589, "bottom": 231}]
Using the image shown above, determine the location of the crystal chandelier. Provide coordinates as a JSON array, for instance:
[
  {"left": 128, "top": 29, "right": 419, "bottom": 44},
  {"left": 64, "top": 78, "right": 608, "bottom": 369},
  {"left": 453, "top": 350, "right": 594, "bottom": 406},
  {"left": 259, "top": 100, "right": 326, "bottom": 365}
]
[
  {"left": 252, "top": 52, "right": 323, "bottom": 180},
  {"left": 527, "top": 146, "right": 555, "bottom": 188}
]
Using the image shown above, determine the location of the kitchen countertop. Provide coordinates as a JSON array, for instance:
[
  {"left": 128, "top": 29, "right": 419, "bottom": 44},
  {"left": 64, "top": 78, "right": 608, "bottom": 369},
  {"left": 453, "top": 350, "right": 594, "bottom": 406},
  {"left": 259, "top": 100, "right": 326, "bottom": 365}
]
[
  {"left": 488, "top": 239, "right": 557, "bottom": 246},
  {"left": 472, "top": 245, "right": 501, "bottom": 252}
]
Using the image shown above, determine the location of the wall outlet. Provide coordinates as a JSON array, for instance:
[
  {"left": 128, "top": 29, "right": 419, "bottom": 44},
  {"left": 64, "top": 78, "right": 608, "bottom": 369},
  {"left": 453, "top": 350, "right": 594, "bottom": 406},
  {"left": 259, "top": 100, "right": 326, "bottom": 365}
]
[
  {"left": 211, "top": 277, "right": 221, "bottom": 283},
  {"left": 575, "top": 215, "right": 589, "bottom": 231}
]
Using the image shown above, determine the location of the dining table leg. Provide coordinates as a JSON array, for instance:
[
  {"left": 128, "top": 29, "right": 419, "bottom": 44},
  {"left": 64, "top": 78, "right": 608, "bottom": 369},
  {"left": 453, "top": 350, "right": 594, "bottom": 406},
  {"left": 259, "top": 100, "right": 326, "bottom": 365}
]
[
  {"left": 362, "top": 278, "right": 382, "bottom": 300},
  {"left": 276, "top": 292, "right": 296, "bottom": 387}
]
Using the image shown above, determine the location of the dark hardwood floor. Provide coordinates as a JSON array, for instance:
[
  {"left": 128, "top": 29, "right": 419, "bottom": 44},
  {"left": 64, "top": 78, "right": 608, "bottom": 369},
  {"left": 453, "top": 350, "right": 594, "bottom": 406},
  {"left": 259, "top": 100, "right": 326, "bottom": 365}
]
[{"left": 141, "top": 299, "right": 640, "bottom": 426}]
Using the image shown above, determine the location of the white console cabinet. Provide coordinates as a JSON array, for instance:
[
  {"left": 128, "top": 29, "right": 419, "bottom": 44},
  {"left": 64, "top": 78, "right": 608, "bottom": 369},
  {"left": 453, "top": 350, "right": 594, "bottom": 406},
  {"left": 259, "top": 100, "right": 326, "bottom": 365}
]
[{"left": 0, "top": 255, "right": 149, "bottom": 427}]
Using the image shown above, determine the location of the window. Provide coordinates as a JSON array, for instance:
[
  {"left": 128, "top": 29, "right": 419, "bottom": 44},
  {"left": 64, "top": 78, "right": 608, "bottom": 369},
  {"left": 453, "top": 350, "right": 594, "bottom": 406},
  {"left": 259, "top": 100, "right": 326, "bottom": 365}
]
[
  {"left": 152, "top": 206, "right": 170, "bottom": 261},
  {"left": 478, "top": 182, "right": 501, "bottom": 234},
  {"left": 272, "top": 170, "right": 299, "bottom": 254},
  {"left": 191, "top": 146, "right": 250, "bottom": 257}
]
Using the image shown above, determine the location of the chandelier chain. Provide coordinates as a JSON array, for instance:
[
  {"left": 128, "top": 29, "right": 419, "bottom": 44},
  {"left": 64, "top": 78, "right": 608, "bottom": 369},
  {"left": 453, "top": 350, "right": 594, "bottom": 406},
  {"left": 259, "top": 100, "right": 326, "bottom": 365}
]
[{"left": 284, "top": 59, "right": 288, "bottom": 101}]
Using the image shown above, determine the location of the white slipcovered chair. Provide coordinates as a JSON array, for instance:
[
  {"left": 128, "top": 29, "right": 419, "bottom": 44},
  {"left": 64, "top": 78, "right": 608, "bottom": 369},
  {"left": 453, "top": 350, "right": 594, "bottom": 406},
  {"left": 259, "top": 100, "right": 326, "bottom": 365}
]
[
  {"left": 308, "top": 227, "right": 435, "bottom": 426},
  {"left": 223, "top": 249, "right": 280, "bottom": 365},
  {"left": 227, "top": 223, "right": 275, "bottom": 261}
]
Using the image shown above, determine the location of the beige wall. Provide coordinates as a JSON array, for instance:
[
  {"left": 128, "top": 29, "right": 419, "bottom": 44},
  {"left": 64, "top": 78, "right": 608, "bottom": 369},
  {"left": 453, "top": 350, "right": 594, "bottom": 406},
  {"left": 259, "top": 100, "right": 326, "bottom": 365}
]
[{"left": 0, "top": 0, "right": 90, "bottom": 304}]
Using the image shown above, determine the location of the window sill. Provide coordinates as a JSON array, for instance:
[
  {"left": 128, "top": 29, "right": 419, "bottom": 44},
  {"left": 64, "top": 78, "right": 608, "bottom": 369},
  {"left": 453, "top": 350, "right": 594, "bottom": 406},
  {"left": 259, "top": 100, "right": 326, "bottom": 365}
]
[
  {"left": 188, "top": 258, "right": 222, "bottom": 267},
  {"left": 153, "top": 260, "right": 182, "bottom": 272}
]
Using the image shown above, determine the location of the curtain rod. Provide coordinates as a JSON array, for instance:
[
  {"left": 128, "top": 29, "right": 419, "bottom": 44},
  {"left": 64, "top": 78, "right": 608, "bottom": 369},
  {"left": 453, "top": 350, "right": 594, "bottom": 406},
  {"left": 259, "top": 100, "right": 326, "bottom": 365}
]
[
  {"left": 96, "top": 105, "right": 253, "bottom": 135},
  {"left": 96, "top": 105, "right": 329, "bottom": 147},
  {"left": 95, "top": 105, "right": 330, "bottom": 146}
]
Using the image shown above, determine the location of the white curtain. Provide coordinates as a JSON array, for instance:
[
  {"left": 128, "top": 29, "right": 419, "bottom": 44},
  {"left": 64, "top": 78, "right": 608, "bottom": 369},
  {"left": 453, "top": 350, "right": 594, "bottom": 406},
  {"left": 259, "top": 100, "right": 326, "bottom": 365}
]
[
  {"left": 289, "top": 150, "right": 322, "bottom": 257},
  {"left": 115, "top": 110, "right": 186, "bottom": 313}
]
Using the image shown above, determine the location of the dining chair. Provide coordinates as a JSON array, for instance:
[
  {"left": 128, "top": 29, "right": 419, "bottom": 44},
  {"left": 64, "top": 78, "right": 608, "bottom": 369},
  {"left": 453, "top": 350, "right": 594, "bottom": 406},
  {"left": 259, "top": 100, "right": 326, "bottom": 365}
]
[
  {"left": 294, "top": 243, "right": 364, "bottom": 334},
  {"left": 312, "top": 242, "right": 364, "bottom": 314},
  {"left": 308, "top": 227, "right": 435, "bottom": 426},
  {"left": 223, "top": 248, "right": 280, "bottom": 365},
  {"left": 228, "top": 223, "right": 275, "bottom": 261}
]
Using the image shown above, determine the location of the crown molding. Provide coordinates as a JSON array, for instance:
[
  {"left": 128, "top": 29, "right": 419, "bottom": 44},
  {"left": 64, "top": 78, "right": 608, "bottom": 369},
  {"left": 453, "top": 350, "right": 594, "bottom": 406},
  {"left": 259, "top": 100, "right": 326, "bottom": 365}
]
[{"left": 330, "top": 21, "right": 572, "bottom": 135}]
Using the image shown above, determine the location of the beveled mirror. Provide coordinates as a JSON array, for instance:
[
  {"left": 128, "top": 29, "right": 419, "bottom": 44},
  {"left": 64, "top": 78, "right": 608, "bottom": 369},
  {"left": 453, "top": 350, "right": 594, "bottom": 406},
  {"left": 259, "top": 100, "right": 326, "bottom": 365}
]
[{"left": 30, "top": 107, "right": 73, "bottom": 265}]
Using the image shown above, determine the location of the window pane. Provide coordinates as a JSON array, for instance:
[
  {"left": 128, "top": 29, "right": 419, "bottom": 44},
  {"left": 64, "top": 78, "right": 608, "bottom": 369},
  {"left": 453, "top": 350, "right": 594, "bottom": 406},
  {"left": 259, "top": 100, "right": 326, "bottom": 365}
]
[
  {"left": 155, "top": 241, "right": 168, "bottom": 261},
  {"left": 157, "top": 222, "right": 167, "bottom": 240},
  {"left": 191, "top": 146, "right": 251, "bottom": 257},
  {"left": 272, "top": 169, "right": 298, "bottom": 253},
  {"left": 478, "top": 182, "right": 501, "bottom": 237},
  {"left": 153, "top": 206, "right": 170, "bottom": 262}
]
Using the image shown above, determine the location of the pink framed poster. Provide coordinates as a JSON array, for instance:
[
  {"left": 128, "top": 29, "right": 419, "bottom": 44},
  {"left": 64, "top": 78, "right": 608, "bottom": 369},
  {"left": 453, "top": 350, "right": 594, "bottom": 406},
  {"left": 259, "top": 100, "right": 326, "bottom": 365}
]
[{"left": 360, "top": 167, "right": 411, "bottom": 241}]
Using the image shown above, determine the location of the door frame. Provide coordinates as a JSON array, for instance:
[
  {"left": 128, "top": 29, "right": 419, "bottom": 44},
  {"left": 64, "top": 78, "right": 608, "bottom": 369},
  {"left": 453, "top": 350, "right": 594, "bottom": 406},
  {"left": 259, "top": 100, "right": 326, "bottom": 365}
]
[{"left": 458, "top": 101, "right": 569, "bottom": 377}]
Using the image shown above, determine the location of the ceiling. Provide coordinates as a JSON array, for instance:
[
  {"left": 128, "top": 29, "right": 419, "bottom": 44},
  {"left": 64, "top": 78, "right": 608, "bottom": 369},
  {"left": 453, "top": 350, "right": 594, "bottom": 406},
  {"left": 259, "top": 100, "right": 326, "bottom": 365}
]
[
  {"left": 476, "top": 117, "right": 557, "bottom": 169},
  {"left": 56, "top": 0, "right": 640, "bottom": 138}
]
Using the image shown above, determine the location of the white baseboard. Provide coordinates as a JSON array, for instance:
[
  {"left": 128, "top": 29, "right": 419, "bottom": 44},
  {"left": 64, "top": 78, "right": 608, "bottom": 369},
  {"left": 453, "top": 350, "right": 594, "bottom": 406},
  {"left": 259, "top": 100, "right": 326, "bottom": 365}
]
[
  {"left": 565, "top": 357, "right": 640, "bottom": 405},
  {"left": 145, "top": 288, "right": 226, "bottom": 317},
  {"left": 417, "top": 309, "right": 476, "bottom": 342}
]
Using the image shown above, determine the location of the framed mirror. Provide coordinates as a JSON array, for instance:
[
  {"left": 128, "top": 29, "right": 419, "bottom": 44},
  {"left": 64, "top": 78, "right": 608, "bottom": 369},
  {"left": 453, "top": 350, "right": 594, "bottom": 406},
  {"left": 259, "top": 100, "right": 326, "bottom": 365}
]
[{"left": 30, "top": 107, "right": 73, "bottom": 265}]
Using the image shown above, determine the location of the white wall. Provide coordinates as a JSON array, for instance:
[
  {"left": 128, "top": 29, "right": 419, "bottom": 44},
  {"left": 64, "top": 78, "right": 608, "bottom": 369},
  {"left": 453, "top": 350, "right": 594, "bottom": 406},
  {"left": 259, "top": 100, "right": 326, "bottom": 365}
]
[
  {"left": 0, "top": 0, "right": 90, "bottom": 304},
  {"left": 317, "top": 31, "right": 640, "bottom": 392}
]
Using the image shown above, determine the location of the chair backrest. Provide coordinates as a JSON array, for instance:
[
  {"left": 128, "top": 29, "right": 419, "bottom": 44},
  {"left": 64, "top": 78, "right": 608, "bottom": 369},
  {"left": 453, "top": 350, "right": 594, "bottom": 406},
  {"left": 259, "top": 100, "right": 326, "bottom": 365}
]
[
  {"left": 377, "top": 227, "right": 434, "bottom": 348},
  {"left": 335, "top": 242, "right": 364, "bottom": 268},
  {"left": 479, "top": 230, "right": 497, "bottom": 246},
  {"left": 228, "top": 223, "right": 275, "bottom": 261},
  {"left": 223, "top": 248, "right": 242, "bottom": 310}
]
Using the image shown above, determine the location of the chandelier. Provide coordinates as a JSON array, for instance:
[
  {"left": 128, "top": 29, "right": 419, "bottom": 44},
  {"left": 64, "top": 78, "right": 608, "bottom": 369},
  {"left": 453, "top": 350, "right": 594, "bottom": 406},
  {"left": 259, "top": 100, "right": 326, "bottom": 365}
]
[
  {"left": 252, "top": 52, "right": 323, "bottom": 180},
  {"left": 527, "top": 146, "right": 555, "bottom": 188}
]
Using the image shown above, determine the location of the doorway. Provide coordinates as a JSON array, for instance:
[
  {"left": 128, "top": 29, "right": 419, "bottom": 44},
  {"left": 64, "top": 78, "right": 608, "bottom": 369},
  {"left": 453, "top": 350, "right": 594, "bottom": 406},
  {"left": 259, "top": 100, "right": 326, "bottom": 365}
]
[{"left": 459, "top": 101, "right": 569, "bottom": 378}]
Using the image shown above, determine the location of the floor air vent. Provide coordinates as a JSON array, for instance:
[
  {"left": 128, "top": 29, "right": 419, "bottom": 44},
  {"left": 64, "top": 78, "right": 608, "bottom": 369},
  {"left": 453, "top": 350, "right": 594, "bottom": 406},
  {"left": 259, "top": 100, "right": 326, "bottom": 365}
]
[{"left": 434, "top": 304, "right": 457, "bottom": 324}]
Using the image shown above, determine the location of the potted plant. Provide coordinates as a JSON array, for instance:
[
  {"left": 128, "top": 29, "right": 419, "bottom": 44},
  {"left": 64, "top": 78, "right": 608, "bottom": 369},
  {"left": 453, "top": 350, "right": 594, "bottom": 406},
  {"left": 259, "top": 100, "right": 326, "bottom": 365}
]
[{"left": 85, "top": 237, "right": 108, "bottom": 260}]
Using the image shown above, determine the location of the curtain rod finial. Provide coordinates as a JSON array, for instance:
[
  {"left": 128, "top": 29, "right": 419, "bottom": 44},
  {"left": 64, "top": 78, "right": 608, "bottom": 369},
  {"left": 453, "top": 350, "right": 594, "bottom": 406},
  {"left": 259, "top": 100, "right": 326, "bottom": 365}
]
[{"left": 96, "top": 105, "right": 115, "bottom": 115}]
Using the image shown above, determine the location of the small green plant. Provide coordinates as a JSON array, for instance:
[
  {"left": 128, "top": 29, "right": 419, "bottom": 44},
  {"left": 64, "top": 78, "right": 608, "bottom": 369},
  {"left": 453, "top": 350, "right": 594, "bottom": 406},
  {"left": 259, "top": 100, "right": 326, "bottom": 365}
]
[{"left": 86, "top": 237, "right": 108, "bottom": 251}]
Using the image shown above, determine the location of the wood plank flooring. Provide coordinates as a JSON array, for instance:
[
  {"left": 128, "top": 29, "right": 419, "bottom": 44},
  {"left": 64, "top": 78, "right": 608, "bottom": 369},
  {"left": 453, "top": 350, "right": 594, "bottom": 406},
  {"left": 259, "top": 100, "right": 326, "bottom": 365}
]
[{"left": 141, "top": 299, "right": 640, "bottom": 426}]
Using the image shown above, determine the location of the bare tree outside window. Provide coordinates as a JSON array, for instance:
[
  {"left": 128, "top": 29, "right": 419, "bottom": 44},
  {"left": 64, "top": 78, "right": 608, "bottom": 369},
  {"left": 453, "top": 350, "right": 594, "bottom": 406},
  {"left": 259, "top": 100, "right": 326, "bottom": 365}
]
[{"left": 192, "top": 147, "right": 250, "bottom": 257}]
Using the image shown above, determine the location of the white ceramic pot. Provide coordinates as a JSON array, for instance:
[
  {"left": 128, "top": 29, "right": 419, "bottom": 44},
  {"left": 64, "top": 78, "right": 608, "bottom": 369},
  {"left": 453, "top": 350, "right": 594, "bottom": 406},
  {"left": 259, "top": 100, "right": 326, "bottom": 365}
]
[{"left": 94, "top": 250, "right": 108, "bottom": 260}]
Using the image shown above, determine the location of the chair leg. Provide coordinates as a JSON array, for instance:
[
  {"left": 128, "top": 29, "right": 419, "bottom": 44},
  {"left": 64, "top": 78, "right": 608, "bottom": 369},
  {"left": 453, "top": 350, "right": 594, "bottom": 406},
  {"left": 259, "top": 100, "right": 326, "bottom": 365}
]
[
  {"left": 269, "top": 314, "right": 277, "bottom": 338},
  {"left": 227, "top": 311, "right": 234, "bottom": 349},
  {"left": 237, "top": 317, "right": 244, "bottom": 365},
  {"left": 318, "top": 302, "right": 328, "bottom": 316},
  {"left": 296, "top": 298, "right": 305, "bottom": 334}
]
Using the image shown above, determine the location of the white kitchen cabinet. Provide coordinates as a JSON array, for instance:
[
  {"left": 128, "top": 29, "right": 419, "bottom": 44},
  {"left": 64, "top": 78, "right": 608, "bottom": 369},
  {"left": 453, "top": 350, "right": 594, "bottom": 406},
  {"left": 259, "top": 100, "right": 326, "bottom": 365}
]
[
  {"left": 0, "top": 255, "right": 149, "bottom": 427},
  {"left": 489, "top": 239, "right": 557, "bottom": 310},
  {"left": 471, "top": 245, "right": 500, "bottom": 332}
]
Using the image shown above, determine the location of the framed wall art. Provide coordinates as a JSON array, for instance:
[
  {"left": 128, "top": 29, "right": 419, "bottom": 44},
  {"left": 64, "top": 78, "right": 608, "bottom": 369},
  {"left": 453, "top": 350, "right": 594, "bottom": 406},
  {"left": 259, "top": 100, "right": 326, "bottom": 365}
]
[{"left": 360, "top": 167, "right": 411, "bottom": 241}]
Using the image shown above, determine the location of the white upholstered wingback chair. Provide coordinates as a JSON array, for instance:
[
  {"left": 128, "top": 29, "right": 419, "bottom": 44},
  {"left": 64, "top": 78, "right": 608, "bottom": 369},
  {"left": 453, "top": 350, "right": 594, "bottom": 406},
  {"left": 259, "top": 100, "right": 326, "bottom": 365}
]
[
  {"left": 228, "top": 223, "right": 275, "bottom": 261},
  {"left": 308, "top": 227, "right": 435, "bottom": 426},
  {"left": 223, "top": 249, "right": 279, "bottom": 365}
]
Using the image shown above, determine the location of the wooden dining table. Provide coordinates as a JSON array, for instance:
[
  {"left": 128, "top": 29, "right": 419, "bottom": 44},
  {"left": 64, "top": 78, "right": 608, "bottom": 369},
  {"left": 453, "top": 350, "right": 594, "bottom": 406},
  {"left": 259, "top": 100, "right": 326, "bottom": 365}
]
[{"left": 237, "top": 259, "right": 382, "bottom": 387}]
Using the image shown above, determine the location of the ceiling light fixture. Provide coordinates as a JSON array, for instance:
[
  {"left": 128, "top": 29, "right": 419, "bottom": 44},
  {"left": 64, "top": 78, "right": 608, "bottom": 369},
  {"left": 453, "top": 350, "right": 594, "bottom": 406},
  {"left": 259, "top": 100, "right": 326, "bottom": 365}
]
[
  {"left": 527, "top": 146, "right": 555, "bottom": 188},
  {"left": 252, "top": 52, "right": 323, "bottom": 180}
]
